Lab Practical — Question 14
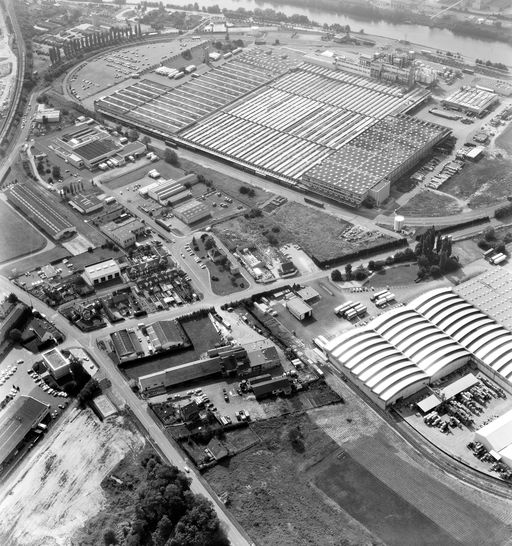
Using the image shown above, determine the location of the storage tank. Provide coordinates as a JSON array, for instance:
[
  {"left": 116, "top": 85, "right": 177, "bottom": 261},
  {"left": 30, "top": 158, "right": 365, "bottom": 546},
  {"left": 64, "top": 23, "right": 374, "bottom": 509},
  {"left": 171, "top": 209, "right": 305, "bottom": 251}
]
[{"left": 394, "top": 215, "right": 405, "bottom": 232}]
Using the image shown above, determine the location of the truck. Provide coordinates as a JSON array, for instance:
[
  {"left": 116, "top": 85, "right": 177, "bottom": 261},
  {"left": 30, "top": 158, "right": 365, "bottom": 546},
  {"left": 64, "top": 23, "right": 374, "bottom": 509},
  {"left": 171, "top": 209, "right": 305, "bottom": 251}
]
[
  {"left": 223, "top": 52, "right": 232, "bottom": 59},
  {"left": 254, "top": 302, "right": 268, "bottom": 315},
  {"left": 334, "top": 301, "right": 354, "bottom": 316},
  {"left": 184, "top": 64, "right": 197, "bottom": 74}
]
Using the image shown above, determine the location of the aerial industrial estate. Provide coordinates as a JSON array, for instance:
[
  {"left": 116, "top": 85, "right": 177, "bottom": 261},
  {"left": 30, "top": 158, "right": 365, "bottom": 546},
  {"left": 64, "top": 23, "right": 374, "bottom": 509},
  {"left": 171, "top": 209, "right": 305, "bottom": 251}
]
[{"left": 1, "top": 0, "right": 512, "bottom": 545}]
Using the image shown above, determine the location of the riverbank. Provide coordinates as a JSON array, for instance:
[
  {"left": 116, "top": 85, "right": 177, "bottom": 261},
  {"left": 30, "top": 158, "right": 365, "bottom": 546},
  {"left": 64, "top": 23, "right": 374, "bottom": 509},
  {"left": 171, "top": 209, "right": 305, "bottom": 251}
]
[{"left": 179, "top": 0, "right": 512, "bottom": 65}]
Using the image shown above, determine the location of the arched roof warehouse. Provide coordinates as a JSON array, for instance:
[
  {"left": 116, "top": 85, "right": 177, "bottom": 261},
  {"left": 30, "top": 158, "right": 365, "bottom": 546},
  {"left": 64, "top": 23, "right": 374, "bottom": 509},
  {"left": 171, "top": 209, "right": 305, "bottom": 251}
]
[{"left": 410, "top": 288, "right": 512, "bottom": 383}]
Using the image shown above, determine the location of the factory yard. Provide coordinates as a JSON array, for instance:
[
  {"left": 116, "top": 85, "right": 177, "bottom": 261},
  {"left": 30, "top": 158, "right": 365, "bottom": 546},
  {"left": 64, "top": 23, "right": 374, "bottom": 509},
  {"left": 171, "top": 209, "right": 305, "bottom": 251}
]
[{"left": 0, "top": 408, "right": 144, "bottom": 546}]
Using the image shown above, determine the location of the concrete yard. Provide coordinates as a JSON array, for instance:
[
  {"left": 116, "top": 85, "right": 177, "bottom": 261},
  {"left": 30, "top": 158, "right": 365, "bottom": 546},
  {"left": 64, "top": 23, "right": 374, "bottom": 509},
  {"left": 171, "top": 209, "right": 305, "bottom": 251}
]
[{"left": 0, "top": 408, "right": 144, "bottom": 546}]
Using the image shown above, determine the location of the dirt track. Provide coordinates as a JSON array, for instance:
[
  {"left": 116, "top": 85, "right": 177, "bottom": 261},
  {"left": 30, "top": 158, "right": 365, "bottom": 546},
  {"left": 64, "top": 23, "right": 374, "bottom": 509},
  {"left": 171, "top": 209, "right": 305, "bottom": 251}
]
[{"left": 0, "top": 408, "right": 144, "bottom": 546}]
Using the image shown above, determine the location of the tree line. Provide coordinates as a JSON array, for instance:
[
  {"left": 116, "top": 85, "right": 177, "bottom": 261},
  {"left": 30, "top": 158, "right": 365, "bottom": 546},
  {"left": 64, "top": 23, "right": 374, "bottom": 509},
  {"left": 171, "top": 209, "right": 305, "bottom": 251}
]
[{"left": 49, "top": 23, "right": 143, "bottom": 66}]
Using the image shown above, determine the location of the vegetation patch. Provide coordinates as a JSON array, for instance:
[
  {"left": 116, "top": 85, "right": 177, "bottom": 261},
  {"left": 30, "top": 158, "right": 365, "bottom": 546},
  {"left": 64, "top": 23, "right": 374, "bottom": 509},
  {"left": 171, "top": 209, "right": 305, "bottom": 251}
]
[
  {"left": 397, "top": 190, "right": 463, "bottom": 217},
  {"left": 76, "top": 448, "right": 229, "bottom": 546},
  {"left": 440, "top": 158, "right": 512, "bottom": 208},
  {"left": 214, "top": 202, "right": 393, "bottom": 263},
  {"left": 204, "top": 412, "right": 378, "bottom": 546}
]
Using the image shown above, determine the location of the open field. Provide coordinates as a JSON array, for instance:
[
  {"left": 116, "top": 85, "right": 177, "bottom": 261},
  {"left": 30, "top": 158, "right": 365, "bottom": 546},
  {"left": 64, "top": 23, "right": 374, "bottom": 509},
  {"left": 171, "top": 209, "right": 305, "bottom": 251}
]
[
  {"left": 397, "top": 190, "right": 463, "bottom": 217},
  {"left": 440, "top": 158, "right": 512, "bottom": 208},
  {"left": 0, "top": 408, "right": 144, "bottom": 546},
  {"left": 204, "top": 412, "right": 381, "bottom": 546},
  {"left": 367, "top": 264, "right": 419, "bottom": 287},
  {"left": 0, "top": 200, "right": 47, "bottom": 264}
]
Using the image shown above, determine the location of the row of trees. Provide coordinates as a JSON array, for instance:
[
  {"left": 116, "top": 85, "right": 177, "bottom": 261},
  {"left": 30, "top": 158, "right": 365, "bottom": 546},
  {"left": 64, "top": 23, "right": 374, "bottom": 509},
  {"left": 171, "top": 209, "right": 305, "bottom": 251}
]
[
  {"left": 49, "top": 23, "right": 143, "bottom": 66},
  {"left": 475, "top": 59, "right": 509, "bottom": 72},
  {"left": 415, "top": 226, "right": 460, "bottom": 278}
]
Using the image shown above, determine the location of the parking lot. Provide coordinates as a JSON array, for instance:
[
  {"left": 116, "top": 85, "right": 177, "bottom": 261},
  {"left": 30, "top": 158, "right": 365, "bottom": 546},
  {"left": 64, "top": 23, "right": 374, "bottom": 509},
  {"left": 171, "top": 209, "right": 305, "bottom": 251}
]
[
  {"left": 0, "top": 348, "right": 68, "bottom": 420},
  {"left": 163, "top": 376, "right": 279, "bottom": 423},
  {"left": 69, "top": 38, "right": 208, "bottom": 105},
  {"left": 399, "top": 370, "right": 512, "bottom": 477}
]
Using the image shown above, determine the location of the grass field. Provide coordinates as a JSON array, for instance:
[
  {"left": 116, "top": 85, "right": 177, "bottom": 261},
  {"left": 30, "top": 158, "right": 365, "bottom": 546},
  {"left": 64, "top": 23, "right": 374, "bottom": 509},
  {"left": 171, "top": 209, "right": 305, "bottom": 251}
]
[
  {"left": 214, "top": 202, "right": 392, "bottom": 263},
  {"left": 314, "top": 453, "right": 459, "bottom": 546},
  {"left": 204, "top": 412, "right": 380, "bottom": 546},
  {"left": 398, "top": 190, "right": 463, "bottom": 217},
  {"left": 0, "top": 200, "right": 47, "bottom": 264},
  {"left": 367, "top": 264, "right": 419, "bottom": 287},
  {"left": 440, "top": 158, "right": 512, "bottom": 208}
]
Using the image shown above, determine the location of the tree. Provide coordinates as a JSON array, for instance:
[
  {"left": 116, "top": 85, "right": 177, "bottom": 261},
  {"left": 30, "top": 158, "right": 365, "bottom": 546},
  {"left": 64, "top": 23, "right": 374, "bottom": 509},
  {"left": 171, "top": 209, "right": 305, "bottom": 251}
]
[
  {"left": 7, "top": 293, "right": 18, "bottom": 304},
  {"left": 141, "top": 135, "right": 151, "bottom": 145},
  {"left": 152, "top": 515, "right": 173, "bottom": 546},
  {"left": 169, "top": 496, "right": 229, "bottom": 546},
  {"left": 344, "top": 264, "right": 352, "bottom": 280},
  {"left": 77, "top": 378, "right": 101, "bottom": 407},
  {"left": 484, "top": 227, "right": 496, "bottom": 242},
  {"left": 128, "top": 128, "right": 139, "bottom": 141},
  {"left": 103, "top": 528, "right": 117, "bottom": 545},
  {"left": 430, "top": 264, "right": 441, "bottom": 278},
  {"left": 8, "top": 328, "right": 22, "bottom": 342},
  {"left": 52, "top": 165, "right": 61, "bottom": 179},
  {"left": 368, "top": 260, "right": 375, "bottom": 271},
  {"left": 331, "top": 269, "right": 342, "bottom": 282},
  {"left": 204, "top": 237, "right": 215, "bottom": 251},
  {"left": 164, "top": 148, "right": 179, "bottom": 166},
  {"left": 495, "top": 241, "right": 506, "bottom": 255},
  {"left": 439, "top": 251, "right": 448, "bottom": 273}
]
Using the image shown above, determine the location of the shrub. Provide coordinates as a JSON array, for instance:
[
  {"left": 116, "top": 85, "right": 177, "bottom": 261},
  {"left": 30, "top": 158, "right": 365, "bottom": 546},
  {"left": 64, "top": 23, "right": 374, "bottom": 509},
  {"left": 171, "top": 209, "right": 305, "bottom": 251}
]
[
  {"left": 484, "top": 227, "right": 496, "bottom": 241},
  {"left": 477, "top": 239, "right": 491, "bottom": 250},
  {"left": 331, "top": 269, "right": 342, "bottom": 282}
]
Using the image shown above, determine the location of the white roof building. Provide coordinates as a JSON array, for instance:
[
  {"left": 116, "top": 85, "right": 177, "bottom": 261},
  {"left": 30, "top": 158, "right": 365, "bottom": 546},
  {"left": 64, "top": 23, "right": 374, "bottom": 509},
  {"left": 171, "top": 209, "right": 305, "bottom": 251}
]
[
  {"left": 83, "top": 259, "right": 121, "bottom": 286},
  {"left": 475, "top": 409, "right": 512, "bottom": 467}
]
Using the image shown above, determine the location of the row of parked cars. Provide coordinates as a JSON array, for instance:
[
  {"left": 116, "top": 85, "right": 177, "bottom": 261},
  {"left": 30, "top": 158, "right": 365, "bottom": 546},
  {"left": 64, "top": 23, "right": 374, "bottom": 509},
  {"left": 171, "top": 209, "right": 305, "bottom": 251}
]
[{"left": 27, "top": 369, "right": 68, "bottom": 398}]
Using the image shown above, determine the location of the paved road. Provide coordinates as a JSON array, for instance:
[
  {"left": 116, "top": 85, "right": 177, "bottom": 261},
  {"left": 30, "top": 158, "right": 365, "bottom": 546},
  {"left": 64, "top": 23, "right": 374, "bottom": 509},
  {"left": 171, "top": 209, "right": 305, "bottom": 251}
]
[{"left": 0, "top": 274, "right": 253, "bottom": 546}]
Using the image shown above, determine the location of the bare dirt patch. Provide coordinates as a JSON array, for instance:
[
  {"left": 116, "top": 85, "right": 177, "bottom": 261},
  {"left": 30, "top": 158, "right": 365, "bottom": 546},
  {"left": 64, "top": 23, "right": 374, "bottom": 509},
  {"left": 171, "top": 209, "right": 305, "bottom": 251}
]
[{"left": 0, "top": 408, "right": 144, "bottom": 546}]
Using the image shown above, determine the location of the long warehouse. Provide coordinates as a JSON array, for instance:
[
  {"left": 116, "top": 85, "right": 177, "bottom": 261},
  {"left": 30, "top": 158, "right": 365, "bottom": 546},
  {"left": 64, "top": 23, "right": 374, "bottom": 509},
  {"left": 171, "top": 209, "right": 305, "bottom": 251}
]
[{"left": 6, "top": 184, "right": 77, "bottom": 240}]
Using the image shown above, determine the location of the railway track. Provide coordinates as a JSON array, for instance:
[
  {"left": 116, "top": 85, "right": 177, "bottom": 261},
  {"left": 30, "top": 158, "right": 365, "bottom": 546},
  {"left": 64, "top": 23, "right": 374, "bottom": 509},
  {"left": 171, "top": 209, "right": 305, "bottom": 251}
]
[
  {"left": 0, "top": 0, "right": 26, "bottom": 150},
  {"left": 327, "top": 364, "right": 512, "bottom": 500}
]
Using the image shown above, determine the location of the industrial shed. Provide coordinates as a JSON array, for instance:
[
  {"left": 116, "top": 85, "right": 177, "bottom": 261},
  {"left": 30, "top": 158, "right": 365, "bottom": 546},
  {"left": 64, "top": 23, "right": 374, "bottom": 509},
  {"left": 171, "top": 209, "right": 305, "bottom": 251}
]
[
  {"left": 6, "top": 184, "right": 76, "bottom": 240},
  {"left": 474, "top": 409, "right": 512, "bottom": 467},
  {"left": 0, "top": 395, "right": 50, "bottom": 469}
]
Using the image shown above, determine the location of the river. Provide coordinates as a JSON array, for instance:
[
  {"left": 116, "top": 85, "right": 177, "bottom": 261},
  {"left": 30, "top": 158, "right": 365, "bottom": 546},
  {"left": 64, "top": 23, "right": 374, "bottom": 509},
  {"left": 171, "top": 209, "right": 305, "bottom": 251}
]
[{"left": 190, "top": 0, "right": 512, "bottom": 66}]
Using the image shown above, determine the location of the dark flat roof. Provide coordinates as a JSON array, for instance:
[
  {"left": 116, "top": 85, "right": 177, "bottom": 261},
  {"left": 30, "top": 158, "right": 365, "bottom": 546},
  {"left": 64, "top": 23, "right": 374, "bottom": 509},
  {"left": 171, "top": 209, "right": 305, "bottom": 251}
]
[{"left": 75, "top": 138, "right": 119, "bottom": 161}]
